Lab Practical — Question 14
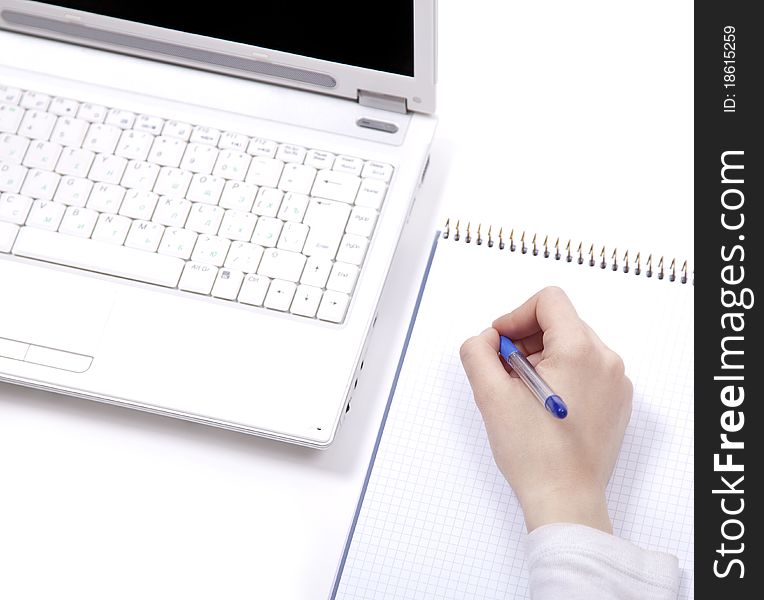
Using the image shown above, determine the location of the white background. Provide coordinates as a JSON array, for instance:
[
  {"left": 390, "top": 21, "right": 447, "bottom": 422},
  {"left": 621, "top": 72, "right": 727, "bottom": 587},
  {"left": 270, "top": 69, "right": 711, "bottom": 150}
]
[{"left": 0, "top": 2, "right": 693, "bottom": 599}]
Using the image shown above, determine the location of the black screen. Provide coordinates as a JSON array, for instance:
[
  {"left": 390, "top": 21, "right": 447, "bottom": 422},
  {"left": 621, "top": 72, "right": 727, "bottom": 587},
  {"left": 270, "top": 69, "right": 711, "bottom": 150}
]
[{"left": 38, "top": 2, "right": 415, "bottom": 76}]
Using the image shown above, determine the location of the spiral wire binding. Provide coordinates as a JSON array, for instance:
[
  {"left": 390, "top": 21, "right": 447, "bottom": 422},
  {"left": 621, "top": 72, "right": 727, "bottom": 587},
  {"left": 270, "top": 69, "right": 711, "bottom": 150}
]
[{"left": 442, "top": 219, "right": 692, "bottom": 285}]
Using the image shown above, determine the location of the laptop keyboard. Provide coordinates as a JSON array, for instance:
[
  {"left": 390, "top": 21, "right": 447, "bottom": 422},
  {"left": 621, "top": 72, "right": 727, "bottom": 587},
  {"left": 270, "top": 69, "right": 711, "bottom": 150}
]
[{"left": 0, "top": 85, "right": 393, "bottom": 323}]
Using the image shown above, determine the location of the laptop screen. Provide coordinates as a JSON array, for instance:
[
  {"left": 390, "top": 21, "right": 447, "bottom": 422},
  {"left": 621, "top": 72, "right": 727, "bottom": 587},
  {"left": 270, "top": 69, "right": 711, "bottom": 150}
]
[{"left": 37, "top": 2, "right": 415, "bottom": 77}]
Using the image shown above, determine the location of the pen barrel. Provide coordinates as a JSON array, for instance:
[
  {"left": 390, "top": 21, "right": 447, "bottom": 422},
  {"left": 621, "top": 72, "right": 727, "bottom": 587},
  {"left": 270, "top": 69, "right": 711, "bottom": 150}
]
[{"left": 507, "top": 353, "right": 555, "bottom": 406}]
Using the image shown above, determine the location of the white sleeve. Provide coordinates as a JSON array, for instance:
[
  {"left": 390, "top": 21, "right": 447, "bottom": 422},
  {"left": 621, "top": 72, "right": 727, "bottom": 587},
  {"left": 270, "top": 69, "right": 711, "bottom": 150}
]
[{"left": 526, "top": 523, "right": 680, "bottom": 600}]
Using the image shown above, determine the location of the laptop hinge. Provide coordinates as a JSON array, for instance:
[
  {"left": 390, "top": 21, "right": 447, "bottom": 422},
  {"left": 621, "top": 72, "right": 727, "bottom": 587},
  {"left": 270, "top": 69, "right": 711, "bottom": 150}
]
[{"left": 358, "top": 90, "right": 408, "bottom": 114}]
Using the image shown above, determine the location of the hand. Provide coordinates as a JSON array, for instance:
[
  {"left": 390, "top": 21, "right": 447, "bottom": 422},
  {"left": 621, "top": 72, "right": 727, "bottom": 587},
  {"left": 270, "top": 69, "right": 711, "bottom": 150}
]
[{"left": 459, "top": 286, "right": 633, "bottom": 533}]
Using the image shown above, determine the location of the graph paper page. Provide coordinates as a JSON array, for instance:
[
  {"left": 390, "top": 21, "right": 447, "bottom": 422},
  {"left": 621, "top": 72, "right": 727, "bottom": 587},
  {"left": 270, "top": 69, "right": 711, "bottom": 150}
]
[{"left": 336, "top": 236, "right": 694, "bottom": 600}]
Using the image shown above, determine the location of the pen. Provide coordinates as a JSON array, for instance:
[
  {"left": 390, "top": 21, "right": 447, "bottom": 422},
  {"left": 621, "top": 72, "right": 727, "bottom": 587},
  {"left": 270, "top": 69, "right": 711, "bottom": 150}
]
[{"left": 498, "top": 336, "right": 568, "bottom": 419}]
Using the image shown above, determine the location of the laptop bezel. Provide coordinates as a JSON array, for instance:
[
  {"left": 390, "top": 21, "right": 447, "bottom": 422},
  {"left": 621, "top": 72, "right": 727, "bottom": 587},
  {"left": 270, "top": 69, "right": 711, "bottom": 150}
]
[{"left": 0, "top": 0, "right": 436, "bottom": 113}]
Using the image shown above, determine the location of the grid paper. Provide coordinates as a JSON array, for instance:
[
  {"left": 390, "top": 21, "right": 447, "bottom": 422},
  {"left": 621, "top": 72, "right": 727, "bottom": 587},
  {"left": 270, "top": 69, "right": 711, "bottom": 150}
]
[{"left": 337, "top": 238, "right": 694, "bottom": 600}]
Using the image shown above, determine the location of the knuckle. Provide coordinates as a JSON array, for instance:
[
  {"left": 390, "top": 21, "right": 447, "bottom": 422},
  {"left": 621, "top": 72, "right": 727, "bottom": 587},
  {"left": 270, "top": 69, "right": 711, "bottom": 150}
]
[{"left": 604, "top": 349, "right": 626, "bottom": 374}]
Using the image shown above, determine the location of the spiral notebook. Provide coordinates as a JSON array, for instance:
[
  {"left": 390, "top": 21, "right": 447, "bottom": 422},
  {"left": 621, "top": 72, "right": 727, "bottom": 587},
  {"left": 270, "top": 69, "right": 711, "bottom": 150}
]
[{"left": 334, "top": 222, "right": 694, "bottom": 600}]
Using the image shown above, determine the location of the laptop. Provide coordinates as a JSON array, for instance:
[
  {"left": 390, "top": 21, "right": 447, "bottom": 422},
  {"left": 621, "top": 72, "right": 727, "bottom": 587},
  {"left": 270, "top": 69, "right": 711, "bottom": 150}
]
[{"left": 0, "top": 1, "right": 437, "bottom": 447}]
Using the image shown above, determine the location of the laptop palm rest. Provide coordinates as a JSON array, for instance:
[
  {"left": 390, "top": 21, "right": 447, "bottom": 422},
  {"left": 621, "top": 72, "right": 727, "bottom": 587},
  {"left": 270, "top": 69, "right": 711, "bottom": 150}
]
[{"left": 0, "top": 260, "right": 114, "bottom": 372}]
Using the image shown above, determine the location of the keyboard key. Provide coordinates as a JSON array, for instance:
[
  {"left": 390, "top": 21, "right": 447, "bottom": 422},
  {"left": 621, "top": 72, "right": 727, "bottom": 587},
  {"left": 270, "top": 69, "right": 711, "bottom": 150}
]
[
  {"left": 115, "top": 130, "right": 153, "bottom": 161},
  {"left": 213, "top": 150, "right": 250, "bottom": 181},
  {"left": 238, "top": 273, "right": 270, "bottom": 306},
  {"left": 118, "top": 189, "right": 156, "bottom": 220},
  {"left": 186, "top": 203, "right": 224, "bottom": 234},
  {"left": 362, "top": 161, "right": 394, "bottom": 182},
  {"left": 0, "top": 86, "right": 22, "bottom": 105},
  {"left": 148, "top": 136, "right": 187, "bottom": 167},
  {"left": 18, "top": 110, "right": 57, "bottom": 140},
  {"left": 300, "top": 255, "right": 332, "bottom": 288},
  {"left": 78, "top": 103, "right": 107, "bottom": 123},
  {"left": 83, "top": 124, "right": 122, "bottom": 154},
  {"left": 180, "top": 143, "right": 219, "bottom": 174},
  {"left": 13, "top": 226, "right": 184, "bottom": 287},
  {"left": 317, "top": 290, "right": 350, "bottom": 323},
  {"left": 20, "top": 168, "right": 59, "bottom": 200},
  {"left": 257, "top": 248, "right": 306, "bottom": 282},
  {"left": 263, "top": 278, "right": 296, "bottom": 311},
  {"left": 354, "top": 178, "right": 387, "bottom": 209},
  {"left": 0, "top": 161, "right": 28, "bottom": 194},
  {"left": 50, "top": 117, "right": 89, "bottom": 147},
  {"left": 303, "top": 199, "right": 350, "bottom": 258},
  {"left": 304, "top": 149, "right": 335, "bottom": 170},
  {"left": 89, "top": 154, "right": 127, "bottom": 184},
  {"left": 218, "top": 131, "right": 249, "bottom": 152},
  {"left": 246, "top": 157, "right": 283, "bottom": 188},
  {"left": 311, "top": 169, "right": 360, "bottom": 204},
  {"left": 152, "top": 197, "right": 191, "bottom": 227},
  {"left": 0, "top": 134, "right": 29, "bottom": 164},
  {"left": 247, "top": 137, "right": 277, "bottom": 157},
  {"left": 0, "top": 193, "right": 32, "bottom": 224},
  {"left": 224, "top": 241, "right": 263, "bottom": 273},
  {"left": 20, "top": 91, "right": 50, "bottom": 111},
  {"left": 278, "top": 163, "right": 316, "bottom": 194},
  {"left": 125, "top": 220, "right": 165, "bottom": 252},
  {"left": 276, "top": 221, "right": 308, "bottom": 253},
  {"left": 191, "top": 234, "right": 230, "bottom": 266},
  {"left": 58, "top": 206, "right": 98, "bottom": 237},
  {"left": 178, "top": 262, "right": 217, "bottom": 294},
  {"left": 333, "top": 155, "right": 364, "bottom": 176},
  {"left": 88, "top": 183, "right": 126, "bottom": 214},
  {"left": 91, "top": 213, "right": 131, "bottom": 245},
  {"left": 211, "top": 268, "right": 244, "bottom": 300},
  {"left": 158, "top": 227, "right": 198, "bottom": 260},
  {"left": 105, "top": 108, "right": 136, "bottom": 129},
  {"left": 250, "top": 216, "right": 282, "bottom": 247},
  {"left": 290, "top": 285, "right": 322, "bottom": 318},
  {"left": 326, "top": 262, "right": 359, "bottom": 294},
  {"left": 134, "top": 114, "right": 164, "bottom": 134},
  {"left": 190, "top": 126, "right": 220, "bottom": 146},
  {"left": 121, "top": 160, "right": 160, "bottom": 191},
  {"left": 219, "top": 209, "right": 257, "bottom": 241},
  {"left": 346, "top": 205, "right": 378, "bottom": 237},
  {"left": 0, "top": 104, "right": 24, "bottom": 134},
  {"left": 187, "top": 173, "right": 224, "bottom": 205},
  {"left": 154, "top": 167, "right": 192, "bottom": 198},
  {"left": 26, "top": 199, "right": 65, "bottom": 231},
  {"left": 252, "top": 187, "right": 283, "bottom": 217},
  {"left": 219, "top": 180, "right": 258, "bottom": 212},
  {"left": 275, "top": 144, "right": 306, "bottom": 164},
  {"left": 56, "top": 147, "right": 95, "bottom": 178},
  {"left": 277, "top": 192, "right": 309, "bottom": 223},
  {"left": 23, "top": 141, "right": 61, "bottom": 171},
  {"left": 0, "top": 221, "right": 19, "bottom": 252},
  {"left": 163, "top": 120, "right": 192, "bottom": 141},
  {"left": 54, "top": 176, "right": 92, "bottom": 207},
  {"left": 336, "top": 234, "right": 369, "bottom": 265},
  {"left": 49, "top": 97, "right": 80, "bottom": 117}
]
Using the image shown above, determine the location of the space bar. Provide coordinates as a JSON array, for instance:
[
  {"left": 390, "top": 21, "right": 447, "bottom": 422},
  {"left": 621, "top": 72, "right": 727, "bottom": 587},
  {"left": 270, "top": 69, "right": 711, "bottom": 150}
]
[{"left": 13, "top": 228, "right": 185, "bottom": 287}]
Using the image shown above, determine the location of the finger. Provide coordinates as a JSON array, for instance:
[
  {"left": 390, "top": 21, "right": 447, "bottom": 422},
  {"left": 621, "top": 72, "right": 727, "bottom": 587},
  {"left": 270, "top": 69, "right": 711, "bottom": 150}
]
[
  {"left": 460, "top": 328, "right": 508, "bottom": 397},
  {"left": 492, "top": 286, "right": 581, "bottom": 339},
  {"left": 498, "top": 334, "right": 543, "bottom": 376},
  {"left": 512, "top": 331, "right": 544, "bottom": 356}
]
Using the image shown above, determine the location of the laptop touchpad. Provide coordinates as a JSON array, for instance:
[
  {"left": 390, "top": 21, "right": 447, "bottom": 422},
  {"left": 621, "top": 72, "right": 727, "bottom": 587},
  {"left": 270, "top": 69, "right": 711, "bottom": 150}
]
[{"left": 0, "top": 261, "right": 115, "bottom": 366}]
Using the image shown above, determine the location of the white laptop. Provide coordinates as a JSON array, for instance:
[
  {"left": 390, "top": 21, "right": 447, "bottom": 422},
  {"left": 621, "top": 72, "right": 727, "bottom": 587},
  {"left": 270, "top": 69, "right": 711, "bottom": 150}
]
[{"left": 0, "top": 1, "right": 437, "bottom": 447}]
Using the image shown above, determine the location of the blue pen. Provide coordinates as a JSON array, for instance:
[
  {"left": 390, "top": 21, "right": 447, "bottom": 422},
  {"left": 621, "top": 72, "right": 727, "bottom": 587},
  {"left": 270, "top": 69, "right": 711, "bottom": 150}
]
[{"left": 498, "top": 336, "right": 568, "bottom": 419}]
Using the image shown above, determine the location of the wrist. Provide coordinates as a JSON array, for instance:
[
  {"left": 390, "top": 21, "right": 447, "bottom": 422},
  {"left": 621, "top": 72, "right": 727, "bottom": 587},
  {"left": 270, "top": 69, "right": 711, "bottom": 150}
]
[{"left": 519, "top": 484, "right": 612, "bottom": 534}]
